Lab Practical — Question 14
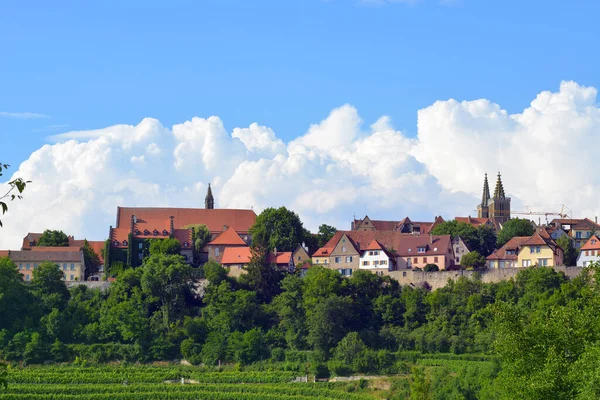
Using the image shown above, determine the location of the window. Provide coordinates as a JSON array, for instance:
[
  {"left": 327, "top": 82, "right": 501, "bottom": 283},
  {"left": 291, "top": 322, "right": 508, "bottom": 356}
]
[
  {"left": 413, "top": 257, "right": 417, "bottom": 263},
  {"left": 434, "top": 257, "right": 438, "bottom": 263},
  {"left": 324, "top": 259, "right": 329, "bottom": 264},
  {"left": 70, "top": 275, "right": 74, "bottom": 281},
  {"left": 33, "top": 263, "right": 37, "bottom": 269},
  {"left": 535, "top": 246, "right": 541, "bottom": 253},
  {"left": 26, "top": 275, "right": 30, "bottom": 281},
  {"left": 380, "top": 259, "right": 387, "bottom": 265},
  {"left": 342, "top": 246, "right": 347, "bottom": 253},
  {"left": 113, "top": 240, "right": 119, "bottom": 246},
  {"left": 144, "top": 229, "right": 150, "bottom": 235},
  {"left": 538, "top": 258, "right": 548, "bottom": 266},
  {"left": 315, "top": 259, "right": 320, "bottom": 264},
  {"left": 374, "top": 260, "right": 379, "bottom": 265},
  {"left": 63, "top": 263, "right": 67, "bottom": 270},
  {"left": 417, "top": 247, "right": 425, "bottom": 253},
  {"left": 297, "top": 256, "right": 301, "bottom": 260},
  {"left": 586, "top": 251, "right": 590, "bottom": 256},
  {"left": 135, "top": 229, "right": 141, "bottom": 235},
  {"left": 423, "top": 257, "right": 427, "bottom": 263},
  {"left": 376, "top": 271, "right": 384, "bottom": 276},
  {"left": 530, "top": 246, "right": 534, "bottom": 254},
  {"left": 184, "top": 241, "right": 189, "bottom": 248},
  {"left": 26, "top": 263, "right": 30, "bottom": 270},
  {"left": 369, "top": 251, "right": 374, "bottom": 256},
  {"left": 345, "top": 256, "right": 353, "bottom": 263},
  {"left": 456, "top": 257, "right": 459, "bottom": 262},
  {"left": 522, "top": 259, "right": 531, "bottom": 267},
  {"left": 408, "top": 248, "right": 412, "bottom": 252},
  {"left": 123, "top": 240, "right": 128, "bottom": 246},
  {"left": 362, "top": 261, "right": 370, "bottom": 266},
  {"left": 402, "top": 271, "right": 407, "bottom": 277},
  {"left": 139, "top": 243, "right": 143, "bottom": 249},
  {"left": 455, "top": 247, "right": 460, "bottom": 253},
  {"left": 588, "top": 231, "right": 592, "bottom": 238},
  {"left": 433, "top": 247, "right": 438, "bottom": 251},
  {"left": 334, "top": 256, "right": 342, "bottom": 263},
  {"left": 339, "top": 268, "right": 352, "bottom": 276},
  {"left": 153, "top": 230, "right": 159, "bottom": 236},
  {"left": 373, "top": 251, "right": 380, "bottom": 256},
  {"left": 215, "top": 248, "right": 220, "bottom": 257},
  {"left": 576, "top": 231, "right": 582, "bottom": 239},
  {"left": 70, "top": 264, "right": 75, "bottom": 270},
  {"left": 19, "top": 264, "right": 23, "bottom": 270}
]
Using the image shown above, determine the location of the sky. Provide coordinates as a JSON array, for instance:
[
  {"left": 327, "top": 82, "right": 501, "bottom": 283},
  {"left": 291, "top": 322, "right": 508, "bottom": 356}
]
[{"left": 2, "top": 0, "right": 600, "bottom": 247}]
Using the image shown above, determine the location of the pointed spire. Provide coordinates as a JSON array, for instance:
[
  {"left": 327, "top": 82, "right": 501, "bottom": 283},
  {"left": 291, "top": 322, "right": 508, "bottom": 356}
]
[
  {"left": 205, "top": 183, "right": 214, "bottom": 209},
  {"left": 494, "top": 172, "right": 506, "bottom": 199},
  {"left": 481, "top": 173, "right": 491, "bottom": 206}
]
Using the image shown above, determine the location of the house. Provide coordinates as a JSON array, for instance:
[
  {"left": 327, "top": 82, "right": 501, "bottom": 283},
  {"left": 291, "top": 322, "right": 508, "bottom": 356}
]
[
  {"left": 220, "top": 247, "right": 294, "bottom": 278},
  {"left": 312, "top": 231, "right": 454, "bottom": 276},
  {"left": 9, "top": 249, "right": 85, "bottom": 282},
  {"left": 292, "top": 244, "right": 311, "bottom": 266},
  {"left": 577, "top": 235, "right": 600, "bottom": 267},
  {"left": 206, "top": 226, "right": 249, "bottom": 263},
  {"left": 487, "top": 237, "right": 530, "bottom": 268},
  {"left": 351, "top": 215, "right": 444, "bottom": 234},
  {"left": 517, "top": 230, "right": 563, "bottom": 267},
  {"left": 549, "top": 218, "right": 600, "bottom": 248},
  {"left": 452, "top": 236, "right": 472, "bottom": 266},
  {"left": 454, "top": 216, "right": 501, "bottom": 231}
]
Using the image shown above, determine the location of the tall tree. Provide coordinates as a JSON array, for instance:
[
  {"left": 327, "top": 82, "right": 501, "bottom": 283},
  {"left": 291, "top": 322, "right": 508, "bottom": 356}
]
[
  {"left": 149, "top": 238, "right": 182, "bottom": 256},
  {"left": 0, "top": 257, "right": 32, "bottom": 332},
  {"left": 496, "top": 218, "right": 535, "bottom": 248},
  {"left": 317, "top": 224, "right": 338, "bottom": 248},
  {"left": 240, "top": 239, "right": 283, "bottom": 303},
  {"left": 31, "top": 262, "right": 70, "bottom": 311},
  {"left": 557, "top": 235, "right": 577, "bottom": 266},
  {"left": 0, "top": 162, "right": 28, "bottom": 227},
  {"left": 186, "top": 224, "right": 211, "bottom": 252},
  {"left": 249, "top": 207, "right": 305, "bottom": 252},
  {"left": 475, "top": 225, "right": 497, "bottom": 257},
  {"left": 82, "top": 239, "right": 101, "bottom": 279},
  {"left": 460, "top": 251, "right": 486, "bottom": 270},
  {"left": 37, "top": 230, "right": 69, "bottom": 247}
]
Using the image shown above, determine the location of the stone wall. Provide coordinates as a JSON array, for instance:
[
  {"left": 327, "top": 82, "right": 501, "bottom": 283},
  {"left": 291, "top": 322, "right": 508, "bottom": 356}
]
[
  {"left": 66, "top": 281, "right": 112, "bottom": 291},
  {"left": 388, "top": 266, "right": 585, "bottom": 290}
]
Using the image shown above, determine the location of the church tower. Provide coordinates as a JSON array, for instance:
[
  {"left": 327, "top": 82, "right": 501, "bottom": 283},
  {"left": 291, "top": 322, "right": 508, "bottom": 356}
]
[
  {"left": 205, "top": 183, "right": 214, "bottom": 209},
  {"left": 489, "top": 172, "right": 511, "bottom": 223},
  {"left": 477, "top": 173, "right": 491, "bottom": 219}
]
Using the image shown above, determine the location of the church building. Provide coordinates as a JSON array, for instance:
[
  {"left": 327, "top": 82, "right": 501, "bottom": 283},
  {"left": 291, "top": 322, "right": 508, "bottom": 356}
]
[{"left": 477, "top": 172, "right": 511, "bottom": 224}]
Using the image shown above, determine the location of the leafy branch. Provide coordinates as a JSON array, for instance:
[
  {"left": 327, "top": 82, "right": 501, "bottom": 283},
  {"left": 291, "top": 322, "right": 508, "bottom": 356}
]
[{"left": 0, "top": 163, "right": 30, "bottom": 227}]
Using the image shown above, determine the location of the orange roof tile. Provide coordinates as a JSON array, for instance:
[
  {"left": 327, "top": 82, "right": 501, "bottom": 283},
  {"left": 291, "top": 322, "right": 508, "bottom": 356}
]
[
  {"left": 364, "top": 239, "right": 383, "bottom": 251},
  {"left": 209, "top": 227, "right": 247, "bottom": 246},
  {"left": 221, "top": 247, "right": 252, "bottom": 265},
  {"left": 267, "top": 252, "right": 292, "bottom": 265},
  {"left": 581, "top": 235, "right": 600, "bottom": 251},
  {"left": 486, "top": 236, "right": 530, "bottom": 260},
  {"left": 313, "top": 247, "right": 333, "bottom": 256},
  {"left": 0, "top": 250, "right": 10, "bottom": 258},
  {"left": 117, "top": 207, "right": 256, "bottom": 233}
]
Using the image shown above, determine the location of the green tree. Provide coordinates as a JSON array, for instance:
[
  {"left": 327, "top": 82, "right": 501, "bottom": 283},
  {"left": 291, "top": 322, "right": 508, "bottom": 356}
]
[
  {"left": 23, "top": 332, "right": 48, "bottom": 364},
  {"left": 37, "top": 229, "right": 69, "bottom": 246},
  {"left": 557, "top": 235, "right": 577, "bottom": 266},
  {"left": 240, "top": 242, "right": 282, "bottom": 303},
  {"left": 496, "top": 218, "right": 534, "bottom": 248},
  {"left": 149, "top": 238, "right": 182, "bottom": 256},
  {"left": 272, "top": 274, "right": 307, "bottom": 349},
  {"left": 423, "top": 264, "right": 439, "bottom": 272},
  {"left": 461, "top": 251, "right": 486, "bottom": 270},
  {"left": 409, "top": 366, "right": 432, "bottom": 400},
  {"left": 82, "top": 239, "right": 102, "bottom": 279},
  {"left": 317, "top": 224, "right": 337, "bottom": 248},
  {"left": 186, "top": 224, "right": 212, "bottom": 253},
  {"left": 203, "top": 260, "right": 228, "bottom": 285},
  {"left": 334, "top": 331, "right": 366, "bottom": 365},
  {"left": 431, "top": 221, "right": 478, "bottom": 248},
  {"left": 476, "top": 225, "right": 497, "bottom": 257},
  {"left": 249, "top": 207, "right": 305, "bottom": 251},
  {"left": 306, "top": 295, "right": 354, "bottom": 353},
  {"left": 0, "top": 363, "right": 7, "bottom": 389},
  {"left": 0, "top": 162, "right": 29, "bottom": 227},
  {"left": 0, "top": 257, "right": 32, "bottom": 333},
  {"left": 32, "top": 261, "right": 70, "bottom": 311}
]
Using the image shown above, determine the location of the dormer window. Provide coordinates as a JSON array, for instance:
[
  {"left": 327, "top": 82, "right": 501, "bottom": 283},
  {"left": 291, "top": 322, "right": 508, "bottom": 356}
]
[
  {"left": 153, "top": 230, "right": 159, "bottom": 236},
  {"left": 408, "top": 248, "right": 412, "bottom": 252},
  {"left": 113, "top": 240, "right": 119, "bottom": 246},
  {"left": 144, "top": 229, "right": 150, "bottom": 235},
  {"left": 593, "top": 239, "right": 597, "bottom": 245},
  {"left": 123, "top": 240, "right": 128, "bottom": 246},
  {"left": 134, "top": 229, "right": 141, "bottom": 235},
  {"left": 183, "top": 241, "right": 189, "bottom": 248},
  {"left": 162, "top": 229, "right": 168, "bottom": 236},
  {"left": 417, "top": 247, "right": 426, "bottom": 253}
]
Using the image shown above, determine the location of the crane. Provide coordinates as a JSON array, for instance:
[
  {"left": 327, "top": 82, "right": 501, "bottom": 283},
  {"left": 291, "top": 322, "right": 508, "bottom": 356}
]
[{"left": 511, "top": 204, "right": 571, "bottom": 225}]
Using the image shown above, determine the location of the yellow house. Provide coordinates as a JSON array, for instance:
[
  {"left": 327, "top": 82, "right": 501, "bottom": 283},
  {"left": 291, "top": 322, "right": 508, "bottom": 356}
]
[
  {"left": 10, "top": 249, "right": 85, "bottom": 282},
  {"left": 516, "top": 231, "right": 563, "bottom": 267}
]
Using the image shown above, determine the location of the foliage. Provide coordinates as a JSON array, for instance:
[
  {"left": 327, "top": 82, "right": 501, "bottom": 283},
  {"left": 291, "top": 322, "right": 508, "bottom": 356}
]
[
  {"left": 149, "top": 238, "right": 182, "bottom": 256},
  {"left": 496, "top": 218, "right": 534, "bottom": 248},
  {"left": 431, "top": 221, "right": 497, "bottom": 256},
  {"left": 37, "top": 230, "right": 69, "bottom": 247},
  {"left": 460, "top": 251, "right": 486, "bottom": 270},
  {"left": 249, "top": 207, "right": 306, "bottom": 252},
  {"left": 317, "top": 224, "right": 338, "bottom": 248},
  {"left": 423, "top": 264, "right": 439, "bottom": 272},
  {"left": 557, "top": 235, "right": 578, "bottom": 266},
  {"left": 239, "top": 241, "right": 282, "bottom": 303},
  {"left": 186, "top": 224, "right": 212, "bottom": 253},
  {"left": 82, "top": 239, "right": 102, "bottom": 279},
  {"left": 0, "top": 163, "right": 29, "bottom": 227}
]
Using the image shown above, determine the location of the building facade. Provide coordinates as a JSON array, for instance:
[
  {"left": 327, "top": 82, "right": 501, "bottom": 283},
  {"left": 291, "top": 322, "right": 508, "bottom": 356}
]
[
  {"left": 577, "top": 235, "right": 600, "bottom": 267},
  {"left": 476, "top": 172, "right": 511, "bottom": 225}
]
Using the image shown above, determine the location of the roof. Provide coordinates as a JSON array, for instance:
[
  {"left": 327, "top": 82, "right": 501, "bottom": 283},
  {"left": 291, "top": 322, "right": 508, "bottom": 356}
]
[
  {"left": 0, "top": 250, "right": 9, "bottom": 258},
  {"left": 116, "top": 207, "right": 256, "bottom": 233},
  {"left": 221, "top": 247, "right": 252, "bottom": 265},
  {"left": 353, "top": 215, "right": 441, "bottom": 234},
  {"left": 580, "top": 235, "right": 600, "bottom": 251},
  {"left": 572, "top": 218, "right": 600, "bottom": 231},
  {"left": 551, "top": 218, "right": 583, "bottom": 226},
  {"left": 487, "top": 236, "right": 530, "bottom": 260},
  {"left": 267, "top": 251, "right": 292, "bottom": 265},
  {"left": 364, "top": 239, "right": 383, "bottom": 251},
  {"left": 521, "top": 229, "right": 559, "bottom": 251},
  {"left": 208, "top": 227, "right": 247, "bottom": 246},
  {"left": 313, "top": 247, "right": 333, "bottom": 257},
  {"left": 9, "top": 249, "right": 83, "bottom": 263},
  {"left": 318, "top": 231, "right": 452, "bottom": 257}
]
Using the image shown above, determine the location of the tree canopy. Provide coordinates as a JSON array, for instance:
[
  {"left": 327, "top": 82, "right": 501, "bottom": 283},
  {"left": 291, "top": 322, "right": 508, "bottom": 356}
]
[
  {"left": 496, "top": 218, "right": 535, "bottom": 248},
  {"left": 37, "top": 230, "right": 70, "bottom": 247},
  {"left": 460, "top": 251, "right": 486, "bottom": 270},
  {"left": 430, "top": 220, "right": 497, "bottom": 256},
  {"left": 249, "top": 207, "right": 306, "bottom": 252}
]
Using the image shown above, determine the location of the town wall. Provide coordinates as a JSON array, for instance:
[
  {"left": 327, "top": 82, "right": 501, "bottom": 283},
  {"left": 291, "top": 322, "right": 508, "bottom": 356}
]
[{"left": 388, "top": 266, "right": 585, "bottom": 290}]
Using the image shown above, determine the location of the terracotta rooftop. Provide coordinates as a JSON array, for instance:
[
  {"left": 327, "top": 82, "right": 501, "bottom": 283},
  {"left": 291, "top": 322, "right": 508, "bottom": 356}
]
[
  {"left": 116, "top": 207, "right": 256, "bottom": 233},
  {"left": 486, "top": 236, "right": 530, "bottom": 260},
  {"left": 221, "top": 247, "right": 251, "bottom": 265},
  {"left": 208, "top": 227, "right": 247, "bottom": 246},
  {"left": 9, "top": 249, "right": 83, "bottom": 263},
  {"left": 580, "top": 235, "right": 600, "bottom": 251},
  {"left": 267, "top": 251, "right": 292, "bottom": 265}
]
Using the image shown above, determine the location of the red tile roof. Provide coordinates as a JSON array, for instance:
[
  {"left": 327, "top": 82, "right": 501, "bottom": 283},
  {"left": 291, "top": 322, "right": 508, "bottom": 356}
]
[
  {"left": 486, "top": 236, "right": 530, "bottom": 260},
  {"left": 364, "top": 239, "right": 383, "bottom": 251},
  {"left": 319, "top": 231, "right": 451, "bottom": 257},
  {"left": 313, "top": 247, "right": 333, "bottom": 256},
  {"left": 267, "top": 251, "right": 292, "bottom": 265},
  {"left": 572, "top": 218, "right": 600, "bottom": 231},
  {"left": 0, "top": 250, "right": 10, "bottom": 258},
  {"left": 221, "top": 247, "right": 252, "bottom": 265},
  {"left": 208, "top": 227, "right": 247, "bottom": 246},
  {"left": 580, "top": 235, "right": 600, "bottom": 251},
  {"left": 116, "top": 207, "right": 256, "bottom": 233}
]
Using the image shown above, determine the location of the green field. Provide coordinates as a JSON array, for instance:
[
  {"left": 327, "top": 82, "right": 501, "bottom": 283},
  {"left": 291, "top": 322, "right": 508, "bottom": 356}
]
[{"left": 0, "top": 365, "right": 379, "bottom": 400}]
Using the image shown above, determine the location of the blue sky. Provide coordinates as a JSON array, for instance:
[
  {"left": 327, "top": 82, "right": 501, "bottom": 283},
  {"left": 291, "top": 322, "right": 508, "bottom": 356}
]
[{"left": 2, "top": 0, "right": 600, "bottom": 168}]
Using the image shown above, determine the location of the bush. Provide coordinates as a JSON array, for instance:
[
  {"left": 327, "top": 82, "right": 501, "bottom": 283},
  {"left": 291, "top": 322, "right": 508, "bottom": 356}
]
[
  {"left": 311, "top": 362, "right": 330, "bottom": 379},
  {"left": 424, "top": 264, "right": 439, "bottom": 272},
  {"left": 327, "top": 360, "right": 353, "bottom": 377},
  {"left": 271, "top": 348, "right": 285, "bottom": 362}
]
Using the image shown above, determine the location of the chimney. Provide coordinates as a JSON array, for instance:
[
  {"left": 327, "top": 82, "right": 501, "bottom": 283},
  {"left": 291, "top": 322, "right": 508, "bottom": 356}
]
[
  {"left": 109, "top": 225, "right": 113, "bottom": 240},
  {"left": 223, "top": 225, "right": 228, "bottom": 231},
  {"left": 596, "top": 216, "right": 598, "bottom": 224},
  {"left": 169, "top": 216, "right": 175, "bottom": 236},
  {"left": 274, "top": 247, "right": 277, "bottom": 257},
  {"left": 302, "top": 241, "right": 307, "bottom": 252},
  {"left": 430, "top": 233, "right": 433, "bottom": 244}
]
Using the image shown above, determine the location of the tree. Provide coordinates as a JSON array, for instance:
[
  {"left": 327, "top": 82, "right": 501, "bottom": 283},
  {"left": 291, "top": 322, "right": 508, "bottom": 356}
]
[
  {"left": 557, "top": 235, "right": 577, "bottom": 266},
  {"left": 496, "top": 218, "right": 534, "bottom": 248},
  {"left": 0, "top": 163, "right": 28, "bottom": 227},
  {"left": 37, "top": 229, "right": 69, "bottom": 247},
  {"left": 249, "top": 207, "right": 305, "bottom": 251},
  {"left": 186, "top": 224, "right": 211, "bottom": 253},
  {"left": 306, "top": 295, "right": 355, "bottom": 353},
  {"left": 149, "top": 238, "right": 182, "bottom": 256},
  {"left": 431, "top": 221, "right": 478, "bottom": 249},
  {"left": 476, "top": 225, "right": 497, "bottom": 257},
  {"left": 423, "top": 264, "right": 439, "bottom": 272},
  {"left": 240, "top": 240, "right": 282, "bottom": 303},
  {"left": 334, "top": 331, "right": 366, "bottom": 365},
  {"left": 461, "top": 251, "right": 486, "bottom": 270},
  {"left": 0, "top": 257, "right": 32, "bottom": 332},
  {"left": 272, "top": 275, "right": 307, "bottom": 349},
  {"left": 0, "top": 363, "right": 7, "bottom": 389},
  {"left": 32, "top": 262, "right": 70, "bottom": 311},
  {"left": 317, "top": 224, "right": 337, "bottom": 248},
  {"left": 82, "top": 239, "right": 101, "bottom": 279},
  {"left": 203, "top": 260, "right": 228, "bottom": 285}
]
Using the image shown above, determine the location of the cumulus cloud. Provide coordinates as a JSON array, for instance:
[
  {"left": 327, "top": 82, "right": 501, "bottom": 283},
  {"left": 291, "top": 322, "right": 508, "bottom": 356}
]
[{"left": 1, "top": 81, "right": 598, "bottom": 248}]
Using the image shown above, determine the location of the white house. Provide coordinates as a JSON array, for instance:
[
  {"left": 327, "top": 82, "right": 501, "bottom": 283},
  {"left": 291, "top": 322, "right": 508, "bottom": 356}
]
[
  {"left": 577, "top": 234, "right": 600, "bottom": 267},
  {"left": 359, "top": 239, "right": 396, "bottom": 276}
]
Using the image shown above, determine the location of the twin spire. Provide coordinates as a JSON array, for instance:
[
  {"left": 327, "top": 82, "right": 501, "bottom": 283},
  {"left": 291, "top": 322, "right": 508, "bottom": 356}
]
[{"left": 481, "top": 172, "right": 505, "bottom": 206}]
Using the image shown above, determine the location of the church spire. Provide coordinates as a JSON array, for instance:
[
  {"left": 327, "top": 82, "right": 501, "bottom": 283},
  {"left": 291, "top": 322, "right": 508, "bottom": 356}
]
[
  {"left": 481, "top": 173, "right": 491, "bottom": 206},
  {"left": 494, "top": 172, "right": 506, "bottom": 199},
  {"left": 205, "top": 183, "right": 214, "bottom": 209}
]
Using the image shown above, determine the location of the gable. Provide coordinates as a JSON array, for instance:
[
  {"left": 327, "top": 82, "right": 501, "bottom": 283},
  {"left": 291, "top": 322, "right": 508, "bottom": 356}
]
[{"left": 330, "top": 234, "right": 359, "bottom": 256}]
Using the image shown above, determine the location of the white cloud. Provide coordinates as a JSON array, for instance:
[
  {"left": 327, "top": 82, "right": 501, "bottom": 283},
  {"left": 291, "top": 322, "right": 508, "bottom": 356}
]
[
  {"left": 2, "top": 81, "right": 599, "bottom": 248},
  {"left": 0, "top": 112, "right": 49, "bottom": 119}
]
